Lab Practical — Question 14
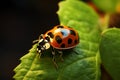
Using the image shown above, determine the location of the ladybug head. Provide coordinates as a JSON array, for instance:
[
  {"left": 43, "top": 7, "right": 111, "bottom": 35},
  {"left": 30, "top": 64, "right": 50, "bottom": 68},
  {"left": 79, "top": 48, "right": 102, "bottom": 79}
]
[{"left": 37, "top": 34, "right": 50, "bottom": 53}]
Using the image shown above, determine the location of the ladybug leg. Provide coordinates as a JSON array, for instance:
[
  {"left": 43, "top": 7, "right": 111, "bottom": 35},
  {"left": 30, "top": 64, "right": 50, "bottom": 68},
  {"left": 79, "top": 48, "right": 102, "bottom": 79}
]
[
  {"left": 58, "top": 50, "right": 64, "bottom": 61},
  {"left": 38, "top": 51, "right": 42, "bottom": 58},
  {"left": 51, "top": 47, "right": 58, "bottom": 69}
]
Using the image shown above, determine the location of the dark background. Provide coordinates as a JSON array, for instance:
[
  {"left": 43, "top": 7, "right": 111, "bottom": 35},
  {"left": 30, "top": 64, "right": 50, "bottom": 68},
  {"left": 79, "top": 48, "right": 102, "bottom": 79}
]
[{"left": 0, "top": 0, "right": 60, "bottom": 80}]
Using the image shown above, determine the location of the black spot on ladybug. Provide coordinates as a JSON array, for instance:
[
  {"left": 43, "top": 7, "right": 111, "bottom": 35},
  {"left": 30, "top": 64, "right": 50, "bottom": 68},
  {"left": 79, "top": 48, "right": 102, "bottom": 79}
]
[
  {"left": 47, "top": 32, "right": 54, "bottom": 38},
  {"left": 55, "top": 35, "right": 62, "bottom": 44},
  {"left": 70, "top": 30, "right": 76, "bottom": 36},
  {"left": 68, "top": 38, "right": 72, "bottom": 44},
  {"left": 57, "top": 25, "right": 64, "bottom": 28},
  {"left": 74, "top": 39, "right": 77, "bottom": 44},
  {"left": 61, "top": 43, "right": 65, "bottom": 48}
]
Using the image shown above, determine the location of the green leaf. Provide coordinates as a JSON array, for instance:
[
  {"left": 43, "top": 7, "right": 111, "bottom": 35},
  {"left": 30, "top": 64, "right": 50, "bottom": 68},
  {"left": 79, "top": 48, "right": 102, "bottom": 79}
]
[
  {"left": 100, "top": 28, "right": 120, "bottom": 80},
  {"left": 14, "top": 0, "right": 101, "bottom": 80}
]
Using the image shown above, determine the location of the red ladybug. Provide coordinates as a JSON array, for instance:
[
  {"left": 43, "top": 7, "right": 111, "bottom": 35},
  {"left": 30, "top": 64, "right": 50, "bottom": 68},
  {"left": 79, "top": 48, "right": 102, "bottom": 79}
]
[{"left": 34, "top": 25, "right": 79, "bottom": 68}]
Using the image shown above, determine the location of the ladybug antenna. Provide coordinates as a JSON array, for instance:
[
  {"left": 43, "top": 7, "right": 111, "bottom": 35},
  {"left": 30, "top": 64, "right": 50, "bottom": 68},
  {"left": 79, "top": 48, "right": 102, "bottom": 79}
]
[{"left": 33, "top": 34, "right": 44, "bottom": 43}]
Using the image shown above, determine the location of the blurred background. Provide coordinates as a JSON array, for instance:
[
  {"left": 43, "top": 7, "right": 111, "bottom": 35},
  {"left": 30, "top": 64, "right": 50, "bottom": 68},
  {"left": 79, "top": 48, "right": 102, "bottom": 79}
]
[{"left": 0, "top": 0, "right": 60, "bottom": 79}]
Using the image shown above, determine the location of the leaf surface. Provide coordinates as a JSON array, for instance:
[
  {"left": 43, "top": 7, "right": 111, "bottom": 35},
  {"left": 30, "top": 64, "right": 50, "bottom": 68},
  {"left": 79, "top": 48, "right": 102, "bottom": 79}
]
[{"left": 14, "top": 0, "right": 101, "bottom": 80}]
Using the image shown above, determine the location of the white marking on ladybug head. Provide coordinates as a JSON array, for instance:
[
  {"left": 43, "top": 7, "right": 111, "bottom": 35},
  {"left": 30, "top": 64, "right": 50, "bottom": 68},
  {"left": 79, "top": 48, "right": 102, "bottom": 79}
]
[{"left": 44, "top": 43, "right": 50, "bottom": 49}]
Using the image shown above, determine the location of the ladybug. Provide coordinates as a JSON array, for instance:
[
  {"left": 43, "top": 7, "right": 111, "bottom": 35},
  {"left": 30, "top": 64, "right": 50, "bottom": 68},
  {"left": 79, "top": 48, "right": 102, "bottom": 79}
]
[{"left": 34, "top": 25, "right": 79, "bottom": 68}]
